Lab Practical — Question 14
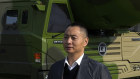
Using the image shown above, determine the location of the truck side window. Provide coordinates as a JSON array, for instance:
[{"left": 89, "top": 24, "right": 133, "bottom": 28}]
[
  {"left": 6, "top": 10, "right": 18, "bottom": 26},
  {"left": 47, "top": 3, "right": 71, "bottom": 33},
  {"left": 22, "top": 10, "right": 28, "bottom": 24}
]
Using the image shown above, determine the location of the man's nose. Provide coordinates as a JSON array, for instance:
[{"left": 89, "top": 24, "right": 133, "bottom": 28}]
[{"left": 67, "top": 37, "right": 72, "bottom": 44}]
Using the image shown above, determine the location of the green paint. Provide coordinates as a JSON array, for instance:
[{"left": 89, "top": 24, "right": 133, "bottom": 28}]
[
  {"left": 36, "top": 4, "right": 45, "bottom": 11},
  {"left": 1, "top": 0, "right": 140, "bottom": 78},
  {"left": 70, "top": 0, "right": 140, "bottom": 29}
]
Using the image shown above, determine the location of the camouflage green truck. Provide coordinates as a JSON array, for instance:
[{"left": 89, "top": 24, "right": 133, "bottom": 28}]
[
  {"left": 0, "top": 0, "right": 140, "bottom": 79},
  {"left": 0, "top": 0, "right": 72, "bottom": 79}
]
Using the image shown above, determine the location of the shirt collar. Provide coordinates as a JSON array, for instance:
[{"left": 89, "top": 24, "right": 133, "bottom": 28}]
[
  {"left": 64, "top": 53, "right": 84, "bottom": 66},
  {"left": 76, "top": 53, "right": 84, "bottom": 65}
]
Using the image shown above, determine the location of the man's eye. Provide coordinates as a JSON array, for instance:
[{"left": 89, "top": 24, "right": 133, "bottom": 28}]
[
  {"left": 64, "top": 36, "right": 68, "bottom": 39},
  {"left": 72, "top": 37, "right": 77, "bottom": 40}
]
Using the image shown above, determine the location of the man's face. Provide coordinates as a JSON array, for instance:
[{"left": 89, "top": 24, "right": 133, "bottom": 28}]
[{"left": 63, "top": 26, "right": 88, "bottom": 54}]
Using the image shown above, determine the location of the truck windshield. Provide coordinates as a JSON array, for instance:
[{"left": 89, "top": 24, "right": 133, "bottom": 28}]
[
  {"left": 6, "top": 10, "right": 18, "bottom": 26},
  {"left": 47, "top": 3, "right": 71, "bottom": 33}
]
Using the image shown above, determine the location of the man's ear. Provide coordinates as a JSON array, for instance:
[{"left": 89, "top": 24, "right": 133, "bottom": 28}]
[{"left": 84, "top": 37, "right": 89, "bottom": 47}]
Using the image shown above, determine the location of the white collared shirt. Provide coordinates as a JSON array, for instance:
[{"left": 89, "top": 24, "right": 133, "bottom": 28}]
[{"left": 64, "top": 53, "right": 84, "bottom": 71}]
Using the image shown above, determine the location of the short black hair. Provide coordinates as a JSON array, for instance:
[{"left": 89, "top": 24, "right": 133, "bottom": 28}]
[{"left": 67, "top": 22, "right": 88, "bottom": 37}]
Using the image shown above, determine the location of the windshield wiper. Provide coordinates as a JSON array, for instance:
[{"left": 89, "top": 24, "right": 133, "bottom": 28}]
[{"left": 52, "top": 33, "right": 63, "bottom": 38}]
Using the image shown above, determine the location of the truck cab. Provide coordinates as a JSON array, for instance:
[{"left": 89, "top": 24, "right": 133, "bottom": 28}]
[{"left": 0, "top": 0, "right": 73, "bottom": 79}]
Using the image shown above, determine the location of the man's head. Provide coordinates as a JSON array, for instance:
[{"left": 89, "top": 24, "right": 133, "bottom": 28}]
[{"left": 63, "top": 23, "right": 89, "bottom": 54}]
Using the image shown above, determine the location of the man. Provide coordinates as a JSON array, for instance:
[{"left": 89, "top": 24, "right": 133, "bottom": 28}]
[{"left": 48, "top": 23, "right": 112, "bottom": 79}]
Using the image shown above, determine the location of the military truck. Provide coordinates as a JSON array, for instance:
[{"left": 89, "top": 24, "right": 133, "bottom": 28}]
[
  {"left": 0, "top": 0, "right": 73, "bottom": 79},
  {"left": 0, "top": 0, "right": 140, "bottom": 79},
  {"left": 69, "top": 0, "right": 140, "bottom": 79}
]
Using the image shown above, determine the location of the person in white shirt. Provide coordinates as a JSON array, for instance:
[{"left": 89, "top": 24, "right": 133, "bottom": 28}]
[{"left": 48, "top": 23, "right": 112, "bottom": 79}]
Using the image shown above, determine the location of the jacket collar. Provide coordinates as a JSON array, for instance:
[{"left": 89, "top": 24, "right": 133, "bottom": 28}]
[{"left": 77, "top": 54, "right": 95, "bottom": 79}]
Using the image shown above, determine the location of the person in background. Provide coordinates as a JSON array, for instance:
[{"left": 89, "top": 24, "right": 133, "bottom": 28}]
[{"left": 48, "top": 23, "right": 112, "bottom": 79}]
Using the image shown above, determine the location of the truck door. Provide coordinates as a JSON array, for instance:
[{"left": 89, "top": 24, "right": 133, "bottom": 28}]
[{"left": 46, "top": 3, "right": 72, "bottom": 69}]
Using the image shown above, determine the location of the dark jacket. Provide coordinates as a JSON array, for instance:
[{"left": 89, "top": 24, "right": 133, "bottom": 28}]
[{"left": 48, "top": 55, "right": 112, "bottom": 79}]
